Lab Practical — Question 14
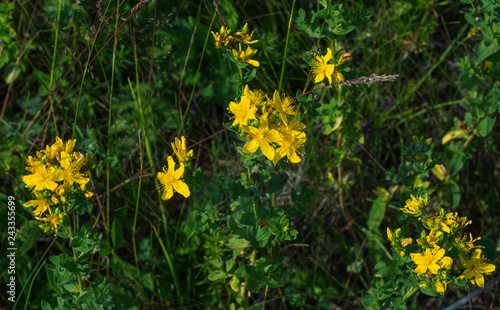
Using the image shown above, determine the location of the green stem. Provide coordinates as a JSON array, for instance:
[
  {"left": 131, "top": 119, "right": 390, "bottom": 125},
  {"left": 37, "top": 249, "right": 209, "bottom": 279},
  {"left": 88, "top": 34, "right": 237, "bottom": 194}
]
[
  {"left": 48, "top": 0, "right": 62, "bottom": 138},
  {"left": 278, "top": 0, "right": 295, "bottom": 94},
  {"left": 67, "top": 229, "right": 85, "bottom": 294},
  {"left": 152, "top": 226, "right": 184, "bottom": 306},
  {"left": 403, "top": 287, "right": 419, "bottom": 301}
]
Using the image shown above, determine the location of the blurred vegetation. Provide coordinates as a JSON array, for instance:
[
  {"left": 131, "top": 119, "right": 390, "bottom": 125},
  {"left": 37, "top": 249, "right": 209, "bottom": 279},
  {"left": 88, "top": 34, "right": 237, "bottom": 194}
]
[{"left": 0, "top": 0, "right": 499, "bottom": 309}]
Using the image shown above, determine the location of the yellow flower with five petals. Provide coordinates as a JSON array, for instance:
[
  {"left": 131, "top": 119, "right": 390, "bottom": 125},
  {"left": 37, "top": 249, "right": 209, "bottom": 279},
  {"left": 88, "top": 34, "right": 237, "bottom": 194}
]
[
  {"left": 22, "top": 158, "right": 58, "bottom": 192},
  {"left": 459, "top": 249, "right": 496, "bottom": 287},
  {"left": 23, "top": 192, "right": 50, "bottom": 217},
  {"left": 228, "top": 96, "right": 257, "bottom": 127},
  {"left": 311, "top": 48, "right": 335, "bottom": 84},
  {"left": 55, "top": 151, "right": 90, "bottom": 189},
  {"left": 157, "top": 156, "right": 190, "bottom": 200},
  {"left": 242, "top": 113, "right": 282, "bottom": 161},
  {"left": 410, "top": 247, "right": 446, "bottom": 276}
]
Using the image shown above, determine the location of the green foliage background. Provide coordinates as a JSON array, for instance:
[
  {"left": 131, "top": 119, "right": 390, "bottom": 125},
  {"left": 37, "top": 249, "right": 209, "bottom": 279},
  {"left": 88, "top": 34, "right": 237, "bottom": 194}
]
[{"left": 0, "top": 0, "right": 499, "bottom": 308}]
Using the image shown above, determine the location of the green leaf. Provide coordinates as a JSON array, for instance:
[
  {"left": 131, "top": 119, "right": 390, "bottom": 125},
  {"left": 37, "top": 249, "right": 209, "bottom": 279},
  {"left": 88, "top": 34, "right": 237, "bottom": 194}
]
[
  {"left": 267, "top": 174, "right": 286, "bottom": 194},
  {"left": 235, "top": 264, "right": 263, "bottom": 281},
  {"left": 208, "top": 270, "right": 225, "bottom": 281},
  {"left": 475, "top": 38, "right": 500, "bottom": 62},
  {"left": 366, "top": 197, "right": 387, "bottom": 232},
  {"left": 63, "top": 281, "right": 79, "bottom": 293},
  {"left": 420, "top": 286, "right": 440, "bottom": 297},
  {"left": 99, "top": 240, "right": 112, "bottom": 256},
  {"left": 361, "top": 294, "right": 378, "bottom": 308},
  {"left": 57, "top": 297, "right": 70, "bottom": 310},
  {"left": 226, "top": 258, "right": 235, "bottom": 272},
  {"left": 53, "top": 269, "right": 74, "bottom": 285},
  {"left": 41, "top": 300, "right": 52, "bottom": 310},
  {"left": 373, "top": 261, "right": 390, "bottom": 278},
  {"left": 332, "top": 24, "right": 355, "bottom": 35},
  {"left": 448, "top": 151, "right": 465, "bottom": 176},
  {"left": 226, "top": 237, "right": 251, "bottom": 250},
  {"left": 4, "top": 64, "right": 21, "bottom": 84},
  {"left": 74, "top": 292, "right": 93, "bottom": 305},
  {"left": 255, "top": 226, "right": 271, "bottom": 247},
  {"left": 447, "top": 180, "right": 461, "bottom": 208},
  {"left": 477, "top": 116, "right": 495, "bottom": 137},
  {"left": 243, "top": 69, "right": 256, "bottom": 83},
  {"left": 238, "top": 211, "right": 257, "bottom": 226}
]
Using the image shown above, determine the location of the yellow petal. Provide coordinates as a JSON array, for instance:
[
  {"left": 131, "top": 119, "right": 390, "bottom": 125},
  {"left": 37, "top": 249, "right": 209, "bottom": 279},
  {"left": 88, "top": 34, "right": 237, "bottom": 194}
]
[
  {"left": 167, "top": 156, "right": 176, "bottom": 173},
  {"left": 471, "top": 249, "right": 482, "bottom": 260},
  {"left": 387, "top": 227, "right": 394, "bottom": 241},
  {"left": 173, "top": 164, "right": 185, "bottom": 179},
  {"left": 161, "top": 185, "right": 174, "bottom": 200},
  {"left": 173, "top": 181, "right": 190, "bottom": 198},
  {"left": 260, "top": 142, "right": 275, "bottom": 161},
  {"left": 414, "top": 265, "right": 427, "bottom": 276},
  {"left": 441, "top": 256, "right": 453, "bottom": 269},
  {"left": 243, "top": 140, "right": 259, "bottom": 154},
  {"left": 428, "top": 263, "right": 440, "bottom": 274},
  {"left": 325, "top": 48, "right": 332, "bottom": 62},
  {"left": 475, "top": 274, "right": 485, "bottom": 287},
  {"left": 314, "top": 72, "right": 325, "bottom": 83},
  {"left": 435, "top": 281, "right": 446, "bottom": 293},
  {"left": 326, "top": 72, "right": 332, "bottom": 84},
  {"left": 246, "top": 59, "right": 260, "bottom": 67},
  {"left": 434, "top": 248, "right": 445, "bottom": 261}
]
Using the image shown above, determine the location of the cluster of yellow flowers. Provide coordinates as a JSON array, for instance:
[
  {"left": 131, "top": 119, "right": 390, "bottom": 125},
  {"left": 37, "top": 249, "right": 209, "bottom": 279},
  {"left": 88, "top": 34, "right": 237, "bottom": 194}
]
[
  {"left": 387, "top": 194, "right": 496, "bottom": 293},
  {"left": 310, "top": 48, "right": 351, "bottom": 85},
  {"left": 212, "top": 23, "right": 260, "bottom": 67},
  {"left": 22, "top": 137, "right": 92, "bottom": 235},
  {"left": 227, "top": 85, "right": 307, "bottom": 164},
  {"left": 156, "top": 136, "right": 194, "bottom": 201}
]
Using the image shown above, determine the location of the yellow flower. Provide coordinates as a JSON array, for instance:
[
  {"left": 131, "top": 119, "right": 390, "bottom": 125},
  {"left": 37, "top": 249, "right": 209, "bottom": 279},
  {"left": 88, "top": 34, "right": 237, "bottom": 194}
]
[
  {"left": 270, "top": 91, "right": 300, "bottom": 124},
  {"left": 242, "top": 113, "right": 282, "bottom": 161},
  {"left": 157, "top": 156, "right": 190, "bottom": 200},
  {"left": 36, "top": 209, "right": 66, "bottom": 236},
  {"left": 455, "top": 233, "right": 483, "bottom": 251},
  {"left": 279, "top": 119, "right": 306, "bottom": 137},
  {"left": 333, "top": 71, "right": 343, "bottom": 83},
  {"left": 459, "top": 249, "right": 496, "bottom": 287},
  {"left": 440, "top": 256, "right": 453, "bottom": 269},
  {"left": 243, "top": 85, "right": 266, "bottom": 107},
  {"left": 425, "top": 229, "right": 443, "bottom": 247},
  {"left": 435, "top": 281, "right": 447, "bottom": 293},
  {"left": 439, "top": 212, "right": 457, "bottom": 233},
  {"left": 410, "top": 247, "right": 445, "bottom": 276},
  {"left": 455, "top": 215, "right": 472, "bottom": 230},
  {"left": 401, "top": 238, "right": 413, "bottom": 247},
  {"left": 24, "top": 193, "right": 50, "bottom": 217},
  {"left": 311, "top": 48, "right": 335, "bottom": 84},
  {"left": 22, "top": 158, "right": 58, "bottom": 192},
  {"left": 235, "top": 23, "right": 258, "bottom": 45},
  {"left": 273, "top": 131, "right": 306, "bottom": 164},
  {"left": 55, "top": 186, "right": 67, "bottom": 202},
  {"left": 55, "top": 151, "right": 90, "bottom": 189},
  {"left": 387, "top": 227, "right": 400, "bottom": 246},
  {"left": 43, "top": 137, "right": 76, "bottom": 161},
  {"left": 228, "top": 96, "right": 257, "bottom": 127},
  {"left": 234, "top": 45, "right": 259, "bottom": 67},
  {"left": 401, "top": 194, "right": 427, "bottom": 216},
  {"left": 211, "top": 25, "right": 232, "bottom": 48},
  {"left": 171, "top": 136, "right": 194, "bottom": 164}
]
